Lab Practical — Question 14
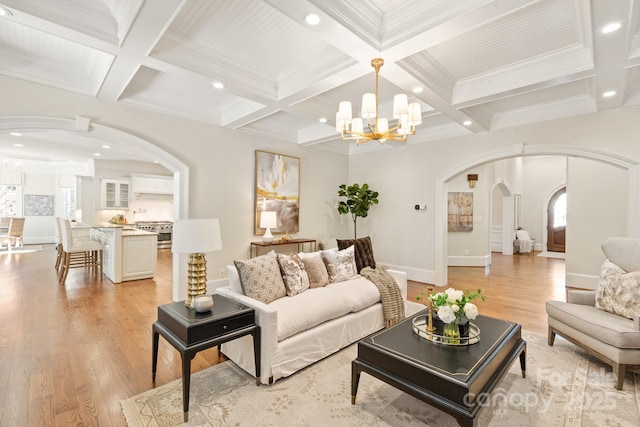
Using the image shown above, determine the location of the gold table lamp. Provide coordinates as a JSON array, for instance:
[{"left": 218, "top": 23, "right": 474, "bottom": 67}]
[{"left": 172, "top": 218, "right": 223, "bottom": 308}]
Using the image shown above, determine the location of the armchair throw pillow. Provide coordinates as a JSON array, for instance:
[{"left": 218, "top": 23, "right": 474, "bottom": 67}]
[
  {"left": 234, "top": 251, "right": 286, "bottom": 304},
  {"left": 276, "top": 253, "right": 310, "bottom": 296},
  {"left": 595, "top": 259, "right": 640, "bottom": 319},
  {"left": 336, "top": 236, "right": 376, "bottom": 272}
]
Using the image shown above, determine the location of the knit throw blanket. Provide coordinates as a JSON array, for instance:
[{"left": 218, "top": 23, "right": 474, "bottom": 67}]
[{"left": 360, "top": 267, "right": 406, "bottom": 327}]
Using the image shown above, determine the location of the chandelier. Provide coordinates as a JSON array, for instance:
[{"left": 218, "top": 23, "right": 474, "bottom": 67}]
[{"left": 336, "top": 58, "right": 422, "bottom": 145}]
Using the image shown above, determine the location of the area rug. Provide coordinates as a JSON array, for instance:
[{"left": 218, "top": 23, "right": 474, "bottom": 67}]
[{"left": 121, "top": 331, "right": 640, "bottom": 426}]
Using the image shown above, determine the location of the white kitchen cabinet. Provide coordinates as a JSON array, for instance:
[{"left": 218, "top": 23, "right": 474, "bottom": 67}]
[
  {"left": 90, "top": 226, "right": 157, "bottom": 283},
  {"left": 101, "top": 179, "right": 130, "bottom": 209},
  {"left": 131, "top": 175, "right": 173, "bottom": 194}
]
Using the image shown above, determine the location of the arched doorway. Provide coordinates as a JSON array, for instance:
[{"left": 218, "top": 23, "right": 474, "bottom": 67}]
[
  {"left": 0, "top": 116, "right": 190, "bottom": 301},
  {"left": 547, "top": 187, "right": 566, "bottom": 252},
  {"left": 435, "top": 145, "right": 639, "bottom": 285}
]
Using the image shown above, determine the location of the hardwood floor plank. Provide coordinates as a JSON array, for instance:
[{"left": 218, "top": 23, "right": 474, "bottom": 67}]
[{"left": 0, "top": 245, "right": 563, "bottom": 425}]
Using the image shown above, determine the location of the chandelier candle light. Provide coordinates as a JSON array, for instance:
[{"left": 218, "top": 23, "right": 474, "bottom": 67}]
[
  {"left": 172, "top": 218, "right": 223, "bottom": 309},
  {"left": 336, "top": 58, "right": 422, "bottom": 145}
]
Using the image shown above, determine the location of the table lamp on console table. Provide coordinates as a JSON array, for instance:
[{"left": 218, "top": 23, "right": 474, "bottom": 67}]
[
  {"left": 172, "top": 218, "right": 222, "bottom": 309},
  {"left": 260, "top": 211, "right": 277, "bottom": 243}
]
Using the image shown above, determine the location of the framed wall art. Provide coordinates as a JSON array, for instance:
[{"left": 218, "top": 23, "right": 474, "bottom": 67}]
[
  {"left": 24, "top": 194, "right": 54, "bottom": 216},
  {"left": 447, "top": 192, "right": 473, "bottom": 232},
  {"left": 255, "top": 150, "right": 300, "bottom": 235}
]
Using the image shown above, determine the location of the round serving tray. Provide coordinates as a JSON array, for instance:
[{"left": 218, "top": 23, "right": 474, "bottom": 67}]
[{"left": 412, "top": 314, "right": 480, "bottom": 346}]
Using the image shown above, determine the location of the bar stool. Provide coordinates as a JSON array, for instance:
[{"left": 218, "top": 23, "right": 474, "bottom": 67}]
[{"left": 58, "top": 219, "right": 103, "bottom": 285}]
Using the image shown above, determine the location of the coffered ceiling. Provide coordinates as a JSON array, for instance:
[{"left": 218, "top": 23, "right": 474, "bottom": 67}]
[{"left": 0, "top": 0, "right": 638, "bottom": 162}]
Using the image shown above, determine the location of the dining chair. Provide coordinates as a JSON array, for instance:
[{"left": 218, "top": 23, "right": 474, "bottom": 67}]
[
  {"left": 58, "top": 219, "right": 103, "bottom": 285},
  {"left": 0, "top": 217, "right": 25, "bottom": 251}
]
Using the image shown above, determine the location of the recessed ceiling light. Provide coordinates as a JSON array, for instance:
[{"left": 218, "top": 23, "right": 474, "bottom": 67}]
[
  {"left": 9, "top": 132, "right": 21, "bottom": 136},
  {"left": 0, "top": 6, "right": 13, "bottom": 17},
  {"left": 318, "top": 117, "right": 327, "bottom": 123},
  {"left": 93, "top": 153, "right": 102, "bottom": 157},
  {"left": 602, "top": 90, "right": 617, "bottom": 98},
  {"left": 412, "top": 86, "right": 423, "bottom": 94},
  {"left": 153, "top": 160, "right": 159, "bottom": 164},
  {"left": 463, "top": 120, "right": 472, "bottom": 126},
  {"left": 212, "top": 81, "right": 224, "bottom": 89},
  {"left": 601, "top": 22, "right": 622, "bottom": 34},
  {"left": 304, "top": 13, "right": 320, "bottom": 25},
  {"left": 13, "top": 143, "right": 24, "bottom": 147},
  {"left": 102, "top": 145, "right": 111, "bottom": 149}
]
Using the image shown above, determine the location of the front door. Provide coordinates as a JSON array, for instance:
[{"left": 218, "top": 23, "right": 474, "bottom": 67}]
[{"left": 547, "top": 188, "right": 566, "bottom": 252}]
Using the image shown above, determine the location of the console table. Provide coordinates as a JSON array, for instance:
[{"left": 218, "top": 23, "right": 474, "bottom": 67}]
[
  {"left": 250, "top": 238, "right": 316, "bottom": 258},
  {"left": 152, "top": 295, "right": 260, "bottom": 422}
]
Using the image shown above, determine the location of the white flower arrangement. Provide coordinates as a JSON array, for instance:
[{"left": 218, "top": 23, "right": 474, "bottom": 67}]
[{"left": 418, "top": 287, "right": 484, "bottom": 324}]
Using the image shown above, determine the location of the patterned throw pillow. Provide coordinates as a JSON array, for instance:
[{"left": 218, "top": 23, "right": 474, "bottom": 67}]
[
  {"left": 336, "top": 236, "right": 376, "bottom": 272},
  {"left": 234, "top": 251, "right": 286, "bottom": 304},
  {"left": 276, "top": 253, "right": 310, "bottom": 296},
  {"left": 298, "top": 251, "right": 329, "bottom": 288},
  {"left": 595, "top": 259, "right": 640, "bottom": 319},
  {"left": 321, "top": 245, "right": 358, "bottom": 283}
]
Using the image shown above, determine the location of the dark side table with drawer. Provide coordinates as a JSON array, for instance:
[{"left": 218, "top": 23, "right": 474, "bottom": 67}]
[{"left": 152, "top": 294, "right": 260, "bottom": 422}]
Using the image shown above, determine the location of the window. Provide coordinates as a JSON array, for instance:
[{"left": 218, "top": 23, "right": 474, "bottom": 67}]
[
  {"left": 62, "top": 187, "right": 76, "bottom": 220},
  {"left": 553, "top": 193, "right": 566, "bottom": 228},
  {"left": 0, "top": 185, "right": 19, "bottom": 217}
]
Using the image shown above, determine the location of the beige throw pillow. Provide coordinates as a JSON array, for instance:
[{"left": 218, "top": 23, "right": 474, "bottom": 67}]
[
  {"left": 595, "top": 259, "right": 640, "bottom": 319},
  {"left": 276, "top": 253, "right": 310, "bottom": 296},
  {"left": 234, "top": 251, "right": 286, "bottom": 304},
  {"left": 298, "top": 251, "right": 329, "bottom": 288},
  {"left": 321, "top": 245, "right": 358, "bottom": 283}
]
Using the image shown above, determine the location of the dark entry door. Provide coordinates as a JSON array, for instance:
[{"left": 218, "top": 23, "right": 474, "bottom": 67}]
[{"left": 547, "top": 188, "right": 566, "bottom": 252}]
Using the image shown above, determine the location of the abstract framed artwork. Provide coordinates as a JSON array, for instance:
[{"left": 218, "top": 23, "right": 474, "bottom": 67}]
[
  {"left": 255, "top": 150, "right": 300, "bottom": 235},
  {"left": 24, "top": 194, "right": 54, "bottom": 216},
  {"left": 447, "top": 192, "right": 473, "bottom": 232}
]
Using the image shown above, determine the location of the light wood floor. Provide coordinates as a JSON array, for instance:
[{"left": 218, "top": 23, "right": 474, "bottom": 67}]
[{"left": 0, "top": 246, "right": 565, "bottom": 426}]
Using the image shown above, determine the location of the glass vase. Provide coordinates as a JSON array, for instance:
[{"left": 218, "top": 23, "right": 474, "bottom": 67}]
[{"left": 443, "top": 321, "right": 461, "bottom": 344}]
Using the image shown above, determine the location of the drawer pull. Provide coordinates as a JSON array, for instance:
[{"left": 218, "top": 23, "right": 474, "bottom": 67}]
[{"left": 223, "top": 325, "right": 227, "bottom": 330}]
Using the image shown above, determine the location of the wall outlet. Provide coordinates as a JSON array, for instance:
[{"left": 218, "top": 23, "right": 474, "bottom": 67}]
[{"left": 219, "top": 268, "right": 227, "bottom": 278}]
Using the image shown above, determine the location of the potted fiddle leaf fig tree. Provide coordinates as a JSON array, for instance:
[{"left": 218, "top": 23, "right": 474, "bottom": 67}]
[{"left": 338, "top": 183, "right": 379, "bottom": 239}]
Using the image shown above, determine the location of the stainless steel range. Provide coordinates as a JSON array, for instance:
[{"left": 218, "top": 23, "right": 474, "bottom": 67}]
[{"left": 135, "top": 221, "right": 173, "bottom": 249}]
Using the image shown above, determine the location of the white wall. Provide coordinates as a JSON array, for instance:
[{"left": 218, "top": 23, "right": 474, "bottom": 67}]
[{"left": 566, "top": 158, "right": 628, "bottom": 289}]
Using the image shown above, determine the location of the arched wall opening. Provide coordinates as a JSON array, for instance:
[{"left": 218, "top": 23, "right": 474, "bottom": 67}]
[
  {"left": 435, "top": 144, "right": 639, "bottom": 285},
  {"left": 0, "top": 116, "right": 190, "bottom": 300}
]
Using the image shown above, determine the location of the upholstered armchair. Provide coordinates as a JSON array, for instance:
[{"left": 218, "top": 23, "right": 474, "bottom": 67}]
[
  {"left": 513, "top": 228, "right": 534, "bottom": 254},
  {"left": 546, "top": 237, "right": 640, "bottom": 389}
]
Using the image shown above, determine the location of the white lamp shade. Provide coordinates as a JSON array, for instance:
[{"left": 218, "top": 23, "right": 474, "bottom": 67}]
[
  {"left": 171, "top": 218, "right": 222, "bottom": 254},
  {"left": 351, "top": 117, "right": 364, "bottom": 133},
  {"left": 361, "top": 93, "right": 377, "bottom": 118},
  {"left": 392, "top": 94, "right": 408, "bottom": 118},
  {"left": 408, "top": 103, "right": 422, "bottom": 125},
  {"left": 337, "top": 101, "right": 352, "bottom": 122},
  {"left": 377, "top": 117, "right": 389, "bottom": 133},
  {"left": 260, "top": 211, "right": 277, "bottom": 229}
]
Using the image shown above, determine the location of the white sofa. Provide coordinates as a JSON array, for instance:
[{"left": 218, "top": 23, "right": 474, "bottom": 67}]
[{"left": 209, "top": 269, "right": 423, "bottom": 385}]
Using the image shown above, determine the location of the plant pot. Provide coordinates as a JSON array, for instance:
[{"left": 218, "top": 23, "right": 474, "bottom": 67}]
[{"left": 443, "top": 322, "right": 460, "bottom": 344}]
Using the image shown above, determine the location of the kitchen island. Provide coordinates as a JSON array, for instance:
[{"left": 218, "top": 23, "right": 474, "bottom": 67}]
[{"left": 90, "top": 225, "right": 157, "bottom": 283}]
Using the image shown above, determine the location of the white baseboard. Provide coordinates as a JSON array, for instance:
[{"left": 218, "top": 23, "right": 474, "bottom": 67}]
[
  {"left": 566, "top": 272, "right": 599, "bottom": 291},
  {"left": 24, "top": 237, "right": 55, "bottom": 245},
  {"left": 447, "top": 255, "right": 491, "bottom": 267},
  {"left": 377, "top": 263, "right": 435, "bottom": 284}
]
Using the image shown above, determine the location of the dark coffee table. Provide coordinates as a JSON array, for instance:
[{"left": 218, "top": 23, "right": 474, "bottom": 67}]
[{"left": 352, "top": 309, "right": 525, "bottom": 427}]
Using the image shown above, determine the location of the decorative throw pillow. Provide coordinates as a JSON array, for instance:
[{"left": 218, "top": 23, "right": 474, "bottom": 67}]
[
  {"left": 276, "top": 253, "right": 310, "bottom": 296},
  {"left": 595, "top": 259, "right": 640, "bottom": 319},
  {"left": 298, "top": 251, "right": 329, "bottom": 288},
  {"left": 321, "top": 245, "right": 358, "bottom": 283},
  {"left": 227, "top": 264, "right": 243, "bottom": 293},
  {"left": 234, "top": 251, "right": 286, "bottom": 304},
  {"left": 336, "top": 236, "right": 376, "bottom": 272}
]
